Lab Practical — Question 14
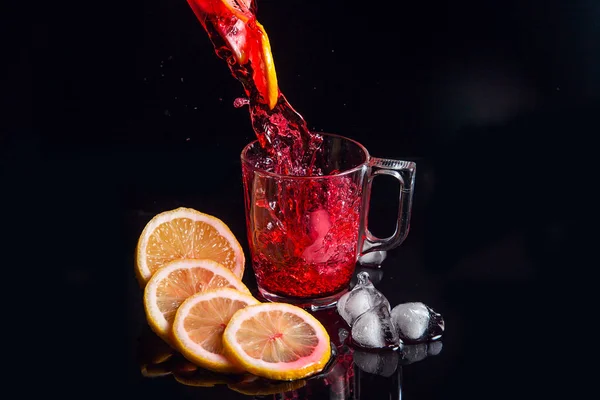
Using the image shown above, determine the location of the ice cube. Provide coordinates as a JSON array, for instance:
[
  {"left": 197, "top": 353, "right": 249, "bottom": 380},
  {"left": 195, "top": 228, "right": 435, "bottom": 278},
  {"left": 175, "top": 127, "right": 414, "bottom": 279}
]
[
  {"left": 391, "top": 302, "right": 445, "bottom": 343},
  {"left": 336, "top": 271, "right": 390, "bottom": 326},
  {"left": 353, "top": 349, "right": 399, "bottom": 377},
  {"left": 357, "top": 240, "right": 387, "bottom": 267},
  {"left": 309, "top": 209, "right": 331, "bottom": 237},
  {"left": 350, "top": 266, "right": 383, "bottom": 287},
  {"left": 351, "top": 302, "right": 400, "bottom": 349},
  {"left": 337, "top": 288, "right": 377, "bottom": 326},
  {"left": 302, "top": 209, "right": 335, "bottom": 263}
]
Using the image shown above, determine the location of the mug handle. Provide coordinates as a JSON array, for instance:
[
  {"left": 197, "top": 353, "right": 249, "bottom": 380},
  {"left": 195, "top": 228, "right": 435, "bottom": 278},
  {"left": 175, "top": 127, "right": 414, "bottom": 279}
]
[{"left": 360, "top": 157, "right": 417, "bottom": 255}]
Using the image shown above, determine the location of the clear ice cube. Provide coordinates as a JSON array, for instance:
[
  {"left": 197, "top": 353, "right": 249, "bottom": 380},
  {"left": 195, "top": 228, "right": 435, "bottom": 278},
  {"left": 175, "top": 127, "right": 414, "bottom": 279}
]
[
  {"left": 390, "top": 302, "right": 445, "bottom": 343},
  {"left": 351, "top": 302, "right": 400, "bottom": 349},
  {"left": 350, "top": 266, "right": 383, "bottom": 287},
  {"left": 336, "top": 271, "right": 390, "bottom": 326},
  {"left": 353, "top": 349, "right": 399, "bottom": 377},
  {"left": 357, "top": 239, "right": 387, "bottom": 267}
]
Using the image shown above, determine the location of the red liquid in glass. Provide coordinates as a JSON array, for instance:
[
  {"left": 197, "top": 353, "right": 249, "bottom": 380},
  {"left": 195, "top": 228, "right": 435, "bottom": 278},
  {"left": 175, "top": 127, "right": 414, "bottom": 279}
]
[
  {"left": 242, "top": 166, "right": 362, "bottom": 298},
  {"left": 187, "top": 0, "right": 361, "bottom": 298}
]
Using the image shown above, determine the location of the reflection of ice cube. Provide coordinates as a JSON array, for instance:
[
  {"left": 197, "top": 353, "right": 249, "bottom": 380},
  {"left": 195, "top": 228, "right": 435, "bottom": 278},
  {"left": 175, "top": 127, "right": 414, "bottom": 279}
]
[
  {"left": 337, "top": 271, "right": 390, "bottom": 326},
  {"left": 399, "top": 343, "right": 428, "bottom": 365},
  {"left": 391, "top": 302, "right": 445, "bottom": 343},
  {"left": 357, "top": 240, "right": 387, "bottom": 267},
  {"left": 428, "top": 340, "right": 443, "bottom": 356},
  {"left": 353, "top": 349, "right": 399, "bottom": 377},
  {"left": 351, "top": 302, "right": 400, "bottom": 349},
  {"left": 399, "top": 341, "right": 443, "bottom": 365}
]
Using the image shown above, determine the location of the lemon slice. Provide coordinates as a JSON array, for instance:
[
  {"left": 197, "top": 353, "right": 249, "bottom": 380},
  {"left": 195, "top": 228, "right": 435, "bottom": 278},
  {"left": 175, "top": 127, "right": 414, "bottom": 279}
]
[
  {"left": 250, "top": 21, "right": 279, "bottom": 109},
  {"left": 187, "top": 1, "right": 279, "bottom": 109},
  {"left": 135, "top": 207, "right": 245, "bottom": 285},
  {"left": 173, "top": 287, "right": 260, "bottom": 373},
  {"left": 223, "top": 303, "right": 332, "bottom": 381},
  {"left": 144, "top": 259, "right": 250, "bottom": 343}
]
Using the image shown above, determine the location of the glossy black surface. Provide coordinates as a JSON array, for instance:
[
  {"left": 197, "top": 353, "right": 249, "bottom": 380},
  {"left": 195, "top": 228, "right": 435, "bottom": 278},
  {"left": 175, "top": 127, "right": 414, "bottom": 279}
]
[{"left": 9, "top": 0, "right": 592, "bottom": 398}]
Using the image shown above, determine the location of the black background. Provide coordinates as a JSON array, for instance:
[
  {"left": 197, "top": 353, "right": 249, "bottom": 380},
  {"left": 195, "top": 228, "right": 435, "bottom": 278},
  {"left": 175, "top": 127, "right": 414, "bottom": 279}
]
[{"left": 6, "top": 0, "right": 594, "bottom": 397}]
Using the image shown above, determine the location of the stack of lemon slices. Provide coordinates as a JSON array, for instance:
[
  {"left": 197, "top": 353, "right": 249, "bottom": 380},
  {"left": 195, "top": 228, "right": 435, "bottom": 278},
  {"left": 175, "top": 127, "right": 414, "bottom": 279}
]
[{"left": 135, "top": 207, "right": 331, "bottom": 381}]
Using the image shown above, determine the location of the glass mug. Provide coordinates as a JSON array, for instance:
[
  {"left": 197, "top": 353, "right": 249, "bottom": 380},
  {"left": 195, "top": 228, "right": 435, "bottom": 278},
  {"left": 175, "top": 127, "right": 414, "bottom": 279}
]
[{"left": 241, "top": 133, "right": 416, "bottom": 308}]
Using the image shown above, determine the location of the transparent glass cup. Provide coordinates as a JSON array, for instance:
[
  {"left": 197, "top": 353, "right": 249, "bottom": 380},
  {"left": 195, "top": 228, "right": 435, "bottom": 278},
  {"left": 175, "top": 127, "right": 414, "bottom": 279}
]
[{"left": 241, "top": 133, "right": 416, "bottom": 309}]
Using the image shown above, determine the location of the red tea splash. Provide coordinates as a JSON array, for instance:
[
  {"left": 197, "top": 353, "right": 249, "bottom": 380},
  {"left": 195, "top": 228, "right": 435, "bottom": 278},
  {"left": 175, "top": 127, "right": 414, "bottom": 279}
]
[
  {"left": 187, "top": 0, "right": 322, "bottom": 175},
  {"left": 187, "top": 0, "right": 362, "bottom": 299}
]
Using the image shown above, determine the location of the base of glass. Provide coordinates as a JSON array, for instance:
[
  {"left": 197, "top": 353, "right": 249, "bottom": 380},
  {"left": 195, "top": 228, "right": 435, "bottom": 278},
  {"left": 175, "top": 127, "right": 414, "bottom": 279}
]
[{"left": 257, "top": 287, "right": 348, "bottom": 311}]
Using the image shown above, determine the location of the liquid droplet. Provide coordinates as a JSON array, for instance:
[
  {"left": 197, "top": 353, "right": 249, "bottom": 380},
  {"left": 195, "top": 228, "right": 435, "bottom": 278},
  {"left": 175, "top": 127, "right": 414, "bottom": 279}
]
[{"left": 233, "top": 97, "right": 250, "bottom": 108}]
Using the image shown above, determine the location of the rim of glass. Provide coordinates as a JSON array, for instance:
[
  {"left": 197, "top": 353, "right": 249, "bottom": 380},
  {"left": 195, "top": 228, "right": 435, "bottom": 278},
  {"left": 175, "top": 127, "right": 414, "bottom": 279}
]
[{"left": 240, "top": 132, "right": 371, "bottom": 180}]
